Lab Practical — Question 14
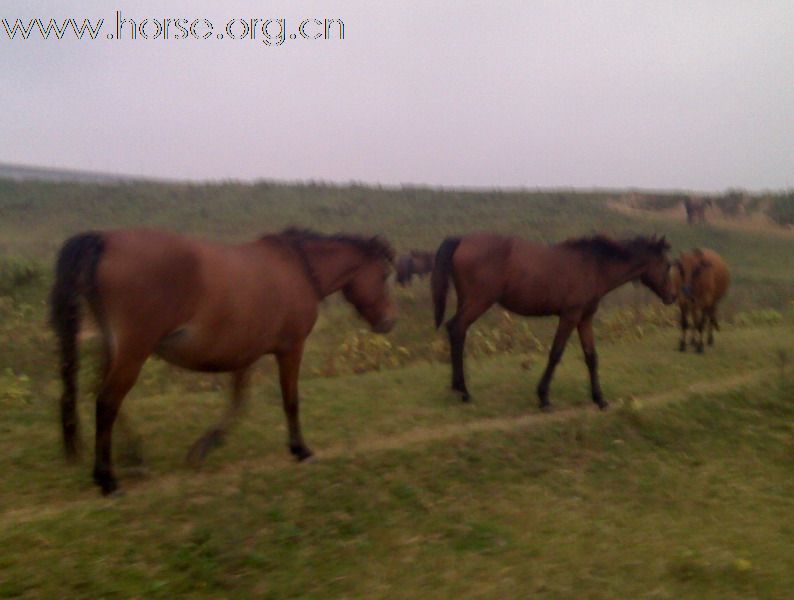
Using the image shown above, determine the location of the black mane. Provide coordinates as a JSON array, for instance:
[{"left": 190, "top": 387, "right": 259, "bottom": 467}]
[
  {"left": 562, "top": 234, "right": 669, "bottom": 261},
  {"left": 265, "top": 227, "right": 395, "bottom": 263}
]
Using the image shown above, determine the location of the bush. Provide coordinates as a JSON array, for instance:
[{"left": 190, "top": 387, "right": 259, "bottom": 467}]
[
  {"left": 638, "top": 194, "right": 687, "bottom": 211},
  {"left": 597, "top": 304, "right": 677, "bottom": 341},
  {"left": 766, "top": 194, "right": 794, "bottom": 226},
  {"left": 714, "top": 190, "right": 746, "bottom": 216}
]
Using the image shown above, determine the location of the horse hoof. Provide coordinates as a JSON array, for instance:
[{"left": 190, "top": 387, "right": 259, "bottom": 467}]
[
  {"left": 539, "top": 402, "right": 553, "bottom": 413},
  {"left": 597, "top": 401, "right": 609, "bottom": 411},
  {"left": 460, "top": 392, "right": 471, "bottom": 403},
  {"left": 186, "top": 430, "right": 224, "bottom": 467},
  {"left": 290, "top": 445, "right": 313, "bottom": 461},
  {"left": 678, "top": 343, "right": 686, "bottom": 352},
  {"left": 94, "top": 473, "right": 118, "bottom": 496}
]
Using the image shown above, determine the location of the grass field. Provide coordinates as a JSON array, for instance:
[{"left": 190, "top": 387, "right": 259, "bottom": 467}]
[{"left": 1, "top": 180, "right": 793, "bottom": 598}]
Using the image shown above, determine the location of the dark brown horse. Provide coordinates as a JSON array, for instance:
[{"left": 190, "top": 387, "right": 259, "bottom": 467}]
[
  {"left": 683, "top": 197, "right": 712, "bottom": 224},
  {"left": 432, "top": 233, "right": 675, "bottom": 409},
  {"left": 395, "top": 250, "right": 435, "bottom": 286},
  {"left": 51, "top": 228, "right": 396, "bottom": 495}
]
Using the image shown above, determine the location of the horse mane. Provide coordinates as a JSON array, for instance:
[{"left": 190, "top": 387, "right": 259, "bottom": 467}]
[
  {"left": 266, "top": 227, "right": 396, "bottom": 264},
  {"left": 562, "top": 234, "right": 669, "bottom": 261}
]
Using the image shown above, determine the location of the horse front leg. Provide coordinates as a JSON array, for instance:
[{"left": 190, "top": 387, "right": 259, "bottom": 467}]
[
  {"left": 706, "top": 307, "right": 717, "bottom": 346},
  {"left": 186, "top": 368, "right": 250, "bottom": 467},
  {"left": 577, "top": 316, "right": 607, "bottom": 410},
  {"left": 537, "top": 315, "right": 577, "bottom": 411},
  {"left": 678, "top": 304, "right": 689, "bottom": 352},
  {"left": 693, "top": 306, "right": 706, "bottom": 353},
  {"left": 277, "top": 343, "right": 312, "bottom": 461}
]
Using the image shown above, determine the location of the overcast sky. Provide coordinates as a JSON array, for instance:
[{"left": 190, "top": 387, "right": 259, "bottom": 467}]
[{"left": 2, "top": 1, "right": 792, "bottom": 190}]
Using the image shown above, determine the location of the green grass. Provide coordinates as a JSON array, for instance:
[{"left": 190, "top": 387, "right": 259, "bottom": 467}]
[
  {"left": 0, "top": 323, "right": 794, "bottom": 598},
  {"left": 1, "top": 324, "right": 793, "bottom": 598}
]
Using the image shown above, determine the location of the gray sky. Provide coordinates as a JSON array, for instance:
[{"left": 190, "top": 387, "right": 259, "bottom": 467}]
[{"left": 2, "top": 1, "right": 793, "bottom": 190}]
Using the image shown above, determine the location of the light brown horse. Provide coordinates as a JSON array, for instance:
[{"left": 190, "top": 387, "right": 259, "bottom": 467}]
[
  {"left": 671, "top": 248, "right": 730, "bottom": 352},
  {"left": 51, "top": 228, "right": 396, "bottom": 495},
  {"left": 432, "top": 234, "right": 675, "bottom": 409},
  {"left": 395, "top": 250, "right": 435, "bottom": 286}
]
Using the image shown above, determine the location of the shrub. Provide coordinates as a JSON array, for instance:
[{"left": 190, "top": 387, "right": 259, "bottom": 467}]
[
  {"left": 766, "top": 193, "right": 794, "bottom": 226},
  {"left": 714, "top": 190, "right": 746, "bottom": 216},
  {"left": 638, "top": 194, "right": 687, "bottom": 211}
]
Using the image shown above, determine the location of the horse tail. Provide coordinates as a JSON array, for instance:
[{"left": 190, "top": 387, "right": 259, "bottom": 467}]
[
  {"left": 49, "top": 232, "right": 106, "bottom": 460},
  {"left": 432, "top": 237, "right": 461, "bottom": 329}
]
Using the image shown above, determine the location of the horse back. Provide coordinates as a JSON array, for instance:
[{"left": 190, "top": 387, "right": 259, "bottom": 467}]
[
  {"left": 454, "top": 234, "right": 581, "bottom": 315},
  {"left": 96, "top": 229, "right": 204, "bottom": 335},
  {"left": 695, "top": 249, "right": 730, "bottom": 305},
  {"left": 95, "top": 229, "right": 316, "bottom": 365}
]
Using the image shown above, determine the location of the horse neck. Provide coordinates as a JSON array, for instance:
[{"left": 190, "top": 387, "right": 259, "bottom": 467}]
[
  {"left": 598, "top": 256, "right": 647, "bottom": 294},
  {"left": 302, "top": 242, "right": 363, "bottom": 297}
]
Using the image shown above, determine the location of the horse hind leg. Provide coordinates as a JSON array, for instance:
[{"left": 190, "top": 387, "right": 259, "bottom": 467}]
[
  {"left": 446, "top": 300, "right": 493, "bottom": 402},
  {"left": 92, "top": 353, "right": 145, "bottom": 495},
  {"left": 446, "top": 314, "right": 470, "bottom": 400},
  {"left": 186, "top": 368, "right": 249, "bottom": 467}
]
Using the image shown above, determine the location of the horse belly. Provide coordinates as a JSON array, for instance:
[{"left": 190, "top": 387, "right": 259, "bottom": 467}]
[
  {"left": 499, "top": 278, "right": 560, "bottom": 317},
  {"left": 154, "top": 323, "right": 272, "bottom": 372}
]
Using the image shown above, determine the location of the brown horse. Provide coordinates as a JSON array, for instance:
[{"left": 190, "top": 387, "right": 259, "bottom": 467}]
[
  {"left": 670, "top": 248, "right": 730, "bottom": 352},
  {"left": 432, "top": 233, "right": 675, "bottom": 409},
  {"left": 683, "top": 197, "right": 712, "bottom": 224},
  {"left": 50, "top": 228, "right": 396, "bottom": 495},
  {"left": 395, "top": 250, "right": 435, "bottom": 286}
]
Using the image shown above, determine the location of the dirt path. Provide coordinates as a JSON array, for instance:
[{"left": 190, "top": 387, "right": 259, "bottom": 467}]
[{"left": 0, "top": 368, "right": 769, "bottom": 529}]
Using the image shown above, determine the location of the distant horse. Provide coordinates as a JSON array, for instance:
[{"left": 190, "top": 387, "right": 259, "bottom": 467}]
[
  {"left": 51, "top": 228, "right": 396, "bottom": 495},
  {"left": 670, "top": 248, "right": 730, "bottom": 352},
  {"left": 432, "top": 234, "right": 675, "bottom": 409},
  {"left": 395, "top": 251, "right": 435, "bottom": 286},
  {"left": 683, "top": 197, "right": 712, "bottom": 224}
]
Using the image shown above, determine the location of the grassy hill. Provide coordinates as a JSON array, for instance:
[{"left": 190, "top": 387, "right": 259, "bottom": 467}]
[{"left": 1, "top": 178, "right": 793, "bottom": 598}]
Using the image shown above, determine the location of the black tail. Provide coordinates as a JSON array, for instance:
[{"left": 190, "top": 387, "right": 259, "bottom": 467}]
[
  {"left": 432, "top": 237, "right": 462, "bottom": 328},
  {"left": 49, "top": 232, "right": 105, "bottom": 460}
]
